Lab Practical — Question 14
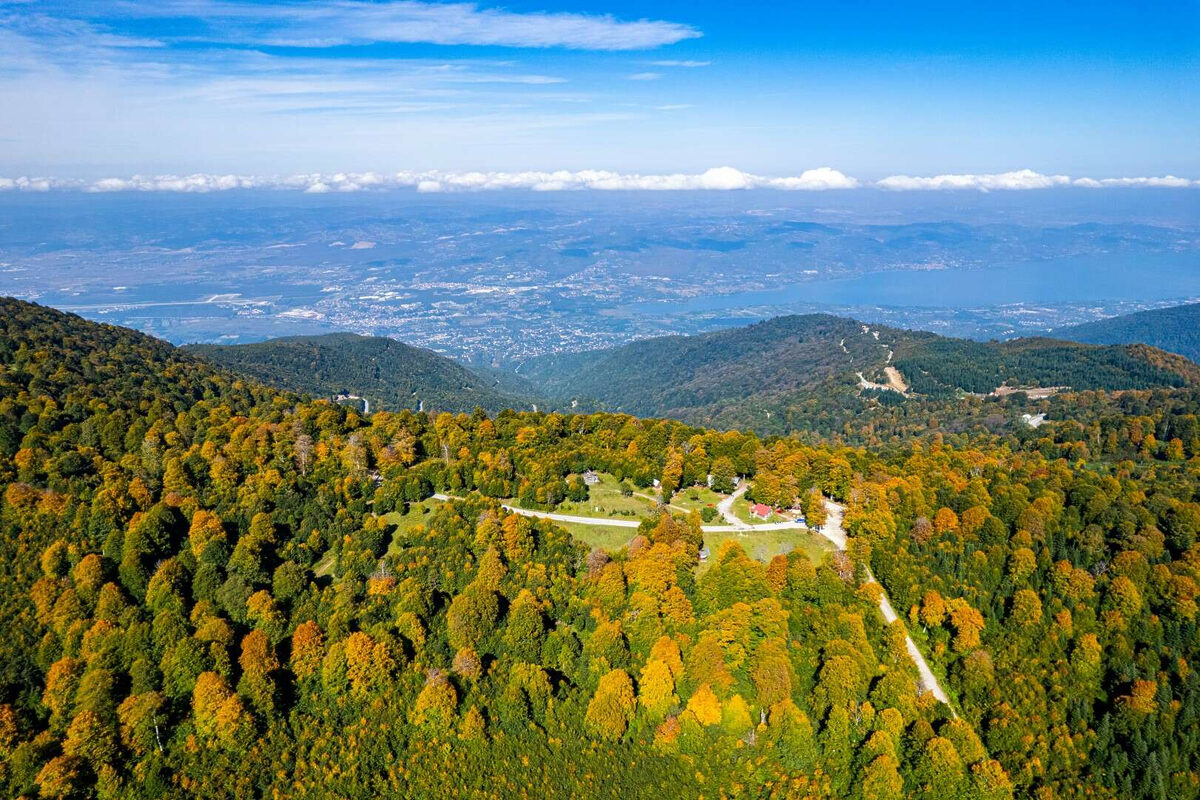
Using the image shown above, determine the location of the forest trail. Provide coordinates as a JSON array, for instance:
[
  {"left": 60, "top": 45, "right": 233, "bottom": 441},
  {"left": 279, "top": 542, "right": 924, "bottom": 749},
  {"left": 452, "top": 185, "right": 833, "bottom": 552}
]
[{"left": 820, "top": 499, "right": 955, "bottom": 710}]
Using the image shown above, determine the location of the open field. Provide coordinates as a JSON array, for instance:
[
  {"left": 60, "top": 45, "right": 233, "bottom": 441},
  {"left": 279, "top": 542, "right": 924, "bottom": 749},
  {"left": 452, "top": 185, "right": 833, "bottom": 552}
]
[
  {"left": 701, "top": 527, "right": 832, "bottom": 574},
  {"left": 670, "top": 485, "right": 727, "bottom": 515},
  {"left": 554, "top": 520, "right": 640, "bottom": 553},
  {"left": 536, "top": 472, "right": 656, "bottom": 519},
  {"left": 368, "top": 480, "right": 813, "bottom": 567}
]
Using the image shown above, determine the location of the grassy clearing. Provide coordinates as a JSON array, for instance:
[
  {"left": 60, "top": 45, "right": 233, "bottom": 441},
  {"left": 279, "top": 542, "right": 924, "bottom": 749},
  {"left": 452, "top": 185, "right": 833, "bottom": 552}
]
[
  {"left": 383, "top": 501, "right": 442, "bottom": 555},
  {"left": 670, "top": 485, "right": 727, "bottom": 515},
  {"left": 544, "top": 472, "right": 656, "bottom": 519},
  {"left": 699, "top": 528, "right": 832, "bottom": 575},
  {"left": 313, "top": 549, "right": 336, "bottom": 578},
  {"left": 315, "top": 500, "right": 444, "bottom": 576},
  {"left": 554, "top": 520, "right": 638, "bottom": 553}
]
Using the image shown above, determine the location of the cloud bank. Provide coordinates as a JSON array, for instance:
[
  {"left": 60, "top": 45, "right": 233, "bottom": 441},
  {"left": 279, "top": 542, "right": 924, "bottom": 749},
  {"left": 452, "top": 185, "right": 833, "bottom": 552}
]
[
  {"left": 876, "top": 169, "right": 1072, "bottom": 191},
  {"left": 0, "top": 169, "right": 1194, "bottom": 194},
  {"left": 1072, "top": 175, "right": 1193, "bottom": 189}
]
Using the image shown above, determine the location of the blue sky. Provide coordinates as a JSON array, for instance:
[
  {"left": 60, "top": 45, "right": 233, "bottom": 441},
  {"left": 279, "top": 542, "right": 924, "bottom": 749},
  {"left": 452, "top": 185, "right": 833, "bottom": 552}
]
[{"left": 0, "top": 1, "right": 1197, "bottom": 183}]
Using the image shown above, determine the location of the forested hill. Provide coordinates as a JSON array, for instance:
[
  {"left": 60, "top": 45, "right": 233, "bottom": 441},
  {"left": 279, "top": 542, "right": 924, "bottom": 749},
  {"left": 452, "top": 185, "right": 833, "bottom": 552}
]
[
  {"left": 890, "top": 336, "right": 1200, "bottom": 395},
  {"left": 516, "top": 313, "right": 1200, "bottom": 433},
  {"left": 5, "top": 295, "right": 1200, "bottom": 799},
  {"left": 0, "top": 294, "right": 1004, "bottom": 798},
  {"left": 186, "top": 333, "right": 536, "bottom": 414},
  {"left": 1053, "top": 303, "right": 1200, "bottom": 363},
  {"left": 519, "top": 314, "right": 904, "bottom": 425},
  {"left": 0, "top": 298, "right": 275, "bottom": 430}
]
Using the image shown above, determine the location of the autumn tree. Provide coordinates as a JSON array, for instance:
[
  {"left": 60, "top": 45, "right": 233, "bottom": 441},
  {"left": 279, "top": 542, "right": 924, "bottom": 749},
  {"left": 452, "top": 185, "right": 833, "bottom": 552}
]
[{"left": 585, "top": 669, "right": 636, "bottom": 741}]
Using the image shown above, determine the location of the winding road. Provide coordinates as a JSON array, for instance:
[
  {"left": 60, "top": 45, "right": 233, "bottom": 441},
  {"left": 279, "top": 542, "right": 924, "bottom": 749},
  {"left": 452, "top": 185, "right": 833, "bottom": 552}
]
[
  {"left": 819, "top": 499, "right": 953, "bottom": 710},
  {"left": 716, "top": 483, "right": 751, "bottom": 529},
  {"left": 429, "top": 488, "right": 952, "bottom": 710},
  {"left": 432, "top": 488, "right": 807, "bottom": 534}
]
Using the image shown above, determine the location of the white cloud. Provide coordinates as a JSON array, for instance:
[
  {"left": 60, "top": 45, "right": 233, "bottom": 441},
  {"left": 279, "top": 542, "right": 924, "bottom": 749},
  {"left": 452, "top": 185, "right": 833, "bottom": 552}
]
[
  {"left": 3, "top": 168, "right": 1194, "bottom": 194},
  {"left": 1074, "top": 175, "right": 1194, "bottom": 188},
  {"left": 0, "top": 176, "right": 70, "bottom": 191},
  {"left": 108, "top": 1, "right": 702, "bottom": 51},
  {"left": 650, "top": 60, "right": 710, "bottom": 68},
  {"left": 44, "top": 167, "right": 858, "bottom": 193},
  {"left": 766, "top": 167, "right": 861, "bottom": 190},
  {"left": 627, "top": 72, "right": 661, "bottom": 81},
  {"left": 875, "top": 169, "right": 1071, "bottom": 191},
  {"left": 85, "top": 174, "right": 261, "bottom": 192}
]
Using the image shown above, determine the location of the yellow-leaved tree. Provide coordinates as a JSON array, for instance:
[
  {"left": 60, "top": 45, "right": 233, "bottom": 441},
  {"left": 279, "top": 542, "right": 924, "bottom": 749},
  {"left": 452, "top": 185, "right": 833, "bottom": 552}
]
[{"left": 585, "top": 669, "right": 635, "bottom": 741}]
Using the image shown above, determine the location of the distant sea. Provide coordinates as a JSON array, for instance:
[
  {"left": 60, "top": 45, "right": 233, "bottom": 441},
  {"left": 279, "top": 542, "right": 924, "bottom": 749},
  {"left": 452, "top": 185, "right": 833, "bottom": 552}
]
[{"left": 623, "top": 252, "right": 1200, "bottom": 314}]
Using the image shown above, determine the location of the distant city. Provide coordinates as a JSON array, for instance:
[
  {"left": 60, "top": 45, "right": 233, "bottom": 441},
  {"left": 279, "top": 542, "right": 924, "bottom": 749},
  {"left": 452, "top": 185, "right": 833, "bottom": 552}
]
[{"left": 2, "top": 189, "right": 1197, "bottom": 366}]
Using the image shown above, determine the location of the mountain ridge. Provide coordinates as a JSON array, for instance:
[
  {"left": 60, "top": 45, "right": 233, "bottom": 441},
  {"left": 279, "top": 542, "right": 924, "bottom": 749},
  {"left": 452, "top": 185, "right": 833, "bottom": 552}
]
[
  {"left": 186, "top": 332, "right": 537, "bottom": 415},
  {"left": 1053, "top": 302, "right": 1200, "bottom": 363},
  {"left": 515, "top": 313, "right": 1200, "bottom": 432}
]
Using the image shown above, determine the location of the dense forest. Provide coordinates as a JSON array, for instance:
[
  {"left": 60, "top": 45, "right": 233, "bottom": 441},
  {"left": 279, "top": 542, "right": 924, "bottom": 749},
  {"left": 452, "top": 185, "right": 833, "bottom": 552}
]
[
  {"left": 187, "top": 333, "right": 536, "bottom": 415},
  {"left": 2, "top": 297, "right": 1200, "bottom": 798},
  {"left": 891, "top": 336, "right": 1199, "bottom": 396},
  {"left": 1055, "top": 303, "right": 1200, "bottom": 363},
  {"left": 516, "top": 313, "right": 1198, "bottom": 434}
]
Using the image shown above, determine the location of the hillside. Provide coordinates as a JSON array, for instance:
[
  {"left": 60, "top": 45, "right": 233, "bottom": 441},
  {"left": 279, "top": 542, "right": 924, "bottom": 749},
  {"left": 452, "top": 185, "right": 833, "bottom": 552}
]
[
  {"left": 891, "top": 335, "right": 1200, "bottom": 395},
  {"left": 6, "top": 297, "right": 1200, "bottom": 799},
  {"left": 518, "top": 314, "right": 1200, "bottom": 433},
  {"left": 1053, "top": 302, "right": 1200, "bottom": 363},
  {"left": 187, "top": 333, "right": 536, "bottom": 414},
  {"left": 520, "top": 314, "right": 897, "bottom": 415},
  {"left": 0, "top": 296, "right": 997, "bottom": 798}
]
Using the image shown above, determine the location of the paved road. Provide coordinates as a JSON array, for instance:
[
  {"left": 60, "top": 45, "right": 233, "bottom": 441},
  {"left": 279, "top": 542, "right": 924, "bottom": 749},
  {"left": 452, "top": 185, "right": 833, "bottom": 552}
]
[
  {"left": 431, "top": 490, "right": 809, "bottom": 534},
  {"left": 428, "top": 488, "right": 951, "bottom": 710},
  {"left": 818, "top": 499, "right": 954, "bottom": 710},
  {"left": 716, "top": 483, "right": 751, "bottom": 529}
]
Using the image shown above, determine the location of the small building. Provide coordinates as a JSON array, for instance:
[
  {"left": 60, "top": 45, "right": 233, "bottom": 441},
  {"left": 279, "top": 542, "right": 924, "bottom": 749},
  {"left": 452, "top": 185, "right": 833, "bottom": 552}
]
[
  {"left": 750, "top": 503, "right": 772, "bottom": 520},
  {"left": 582, "top": 470, "right": 600, "bottom": 486}
]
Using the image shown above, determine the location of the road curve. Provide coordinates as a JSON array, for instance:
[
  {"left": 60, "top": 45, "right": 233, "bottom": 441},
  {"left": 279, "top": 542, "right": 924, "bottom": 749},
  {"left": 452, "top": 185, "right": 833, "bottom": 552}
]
[
  {"left": 716, "top": 483, "right": 751, "bottom": 529},
  {"left": 431, "top": 491, "right": 810, "bottom": 534},
  {"left": 819, "top": 499, "right": 954, "bottom": 710},
  {"left": 427, "top": 490, "right": 951, "bottom": 710}
]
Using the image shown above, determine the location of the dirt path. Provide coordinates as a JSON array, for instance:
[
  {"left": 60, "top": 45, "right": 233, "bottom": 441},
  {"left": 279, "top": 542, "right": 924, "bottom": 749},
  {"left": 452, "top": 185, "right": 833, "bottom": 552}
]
[{"left": 819, "top": 499, "right": 954, "bottom": 710}]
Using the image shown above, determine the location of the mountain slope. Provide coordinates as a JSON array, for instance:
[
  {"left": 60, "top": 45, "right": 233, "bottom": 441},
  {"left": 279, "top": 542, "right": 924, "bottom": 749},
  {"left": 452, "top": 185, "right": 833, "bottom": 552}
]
[
  {"left": 1053, "top": 302, "right": 1200, "bottom": 362},
  {"left": 187, "top": 332, "right": 536, "bottom": 414},
  {"left": 520, "top": 315, "right": 906, "bottom": 424},
  {"left": 891, "top": 336, "right": 1200, "bottom": 395},
  {"left": 0, "top": 296, "right": 1003, "bottom": 800},
  {"left": 0, "top": 297, "right": 271, "bottom": 428},
  {"left": 518, "top": 313, "right": 1200, "bottom": 432}
]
